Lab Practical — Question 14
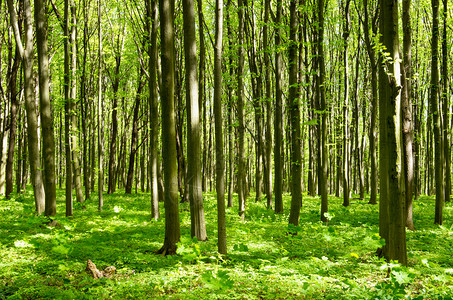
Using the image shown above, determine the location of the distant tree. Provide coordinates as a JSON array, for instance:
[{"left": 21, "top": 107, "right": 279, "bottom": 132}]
[{"left": 97, "top": 0, "right": 104, "bottom": 211}]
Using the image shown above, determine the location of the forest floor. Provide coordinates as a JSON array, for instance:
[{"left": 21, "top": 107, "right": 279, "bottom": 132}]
[{"left": 0, "top": 189, "right": 452, "bottom": 299}]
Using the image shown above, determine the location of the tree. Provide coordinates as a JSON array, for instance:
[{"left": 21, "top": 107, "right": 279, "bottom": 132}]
[
  {"left": 378, "top": 0, "right": 407, "bottom": 265},
  {"left": 214, "top": 0, "right": 227, "bottom": 255},
  {"left": 157, "top": 0, "right": 180, "bottom": 255},
  {"left": 7, "top": 0, "right": 45, "bottom": 213},
  {"left": 35, "top": 0, "right": 57, "bottom": 216},
  {"left": 274, "top": 0, "right": 283, "bottom": 214},
  {"left": 237, "top": 0, "right": 246, "bottom": 219},
  {"left": 431, "top": 0, "right": 444, "bottom": 225},
  {"left": 402, "top": 0, "right": 414, "bottom": 230},
  {"left": 97, "top": 0, "right": 104, "bottom": 211},
  {"left": 146, "top": 0, "right": 160, "bottom": 220},
  {"left": 263, "top": 0, "right": 272, "bottom": 209},
  {"left": 318, "top": 0, "right": 328, "bottom": 223},
  {"left": 342, "top": 0, "right": 351, "bottom": 207},
  {"left": 288, "top": 0, "right": 302, "bottom": 227},
  {"left": 182, "top": 0, "right": 207, "bottom": 241}
]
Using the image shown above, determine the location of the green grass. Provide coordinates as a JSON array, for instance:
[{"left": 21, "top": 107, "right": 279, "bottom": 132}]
[{"left": 0, "top": 189, "right": 452, "bottom": 299}]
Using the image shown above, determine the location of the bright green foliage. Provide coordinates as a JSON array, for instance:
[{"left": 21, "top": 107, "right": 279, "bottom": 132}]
[{"left": 0, "top": 190, "right": 452, "bottom": 299}]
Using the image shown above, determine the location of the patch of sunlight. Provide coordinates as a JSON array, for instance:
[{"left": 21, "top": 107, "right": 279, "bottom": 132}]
[
  {"left": 114, "top": 206, "right": 123, "bottom": 213},
  {"left": 14, "top": 240, "right": 34, "bottom": 248}
]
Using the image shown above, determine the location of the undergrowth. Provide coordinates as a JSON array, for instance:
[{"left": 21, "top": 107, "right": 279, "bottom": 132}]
[{"left": 0, "top": 189, "right": 452, "bottom": 299}]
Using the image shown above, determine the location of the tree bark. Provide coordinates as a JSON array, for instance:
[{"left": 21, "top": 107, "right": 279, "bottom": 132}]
[
  {"left": 288, "top": 0, "right": 302, "bottom": 227},
  {"left": 274, "top": 0, "right": 283, "bottom": 213},
  {"left": 441, "top": 0, "right": 450, "bottom": 203},
  {"left": 214, "top": 0, "right": 227, "bottom": 254},
  {"left": 97, "top": 0, "right": 104, "bottom": 211},
  {"left": 263, "top": 0, "right": 272, "bottom": 209},
  {"left": 183, "top": 0, "right": 207, "bottom": 241},
  {"left": 402, "top": 0, "right": 415, "bottom": 230},
  {"left": 342, "top": 0, "right": 351, "bottom": 207},
  {"left": 157, "top": 0, "right": 180, "bottom": 255},
  {"left": 35, "top": 0, "right": 57, "bottom": 216},
  {"left": 237, "top": 0, "right": 246, "bottom": 219},
  {"left": 431, "top": 0, "right": 444, "bottom": 225},
  {"left": 147, "top": 0, "right": 159, "bottom": 220},
  {"left": 379, "top": 0, "right": 407, "bottom": 265}
]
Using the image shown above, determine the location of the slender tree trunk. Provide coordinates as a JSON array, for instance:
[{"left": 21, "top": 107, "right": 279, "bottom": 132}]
[
  {"left": 288, "top": 0, "right": 302, "bottom": 226},
  {"left": 431, "top": 0, "right": 444, "bottom": 225},
  {"left": 214, "top": 0, "right": 227, "bottom": 254},
  {"left": 81, "top": 0, "right": 90, "bottom": 201},
  {"left": 318, "top": 0, "right": 328, "bottom": 223},
  {"left": 237, "top": 0, "right": 246, "bottom": 219},
  {"left": 402, "top": 0, "right": 414, "bottom": 230},
  {"left": 274, "top": 0, "right": 283, "bottom": 213},
  {"left": 342, "top": 0, "right": 351, "bottom": 207},
  {"left": 157, "top": 0, "right": 180, "bottom": 255},
  {"left": 35, "top": 0, "right": 57, "bottom": 216},
  {"left": 226, "top": 0, "right": 234, "bottom": 208},
  {"left": 64, "top": 0, "right": 73, "bottom": 216},
  {"left": 97, "top": 0, "right": 104, "bottom": 211},
  {"left": 147, "top": 0, "right": 159, "bottom": 220},
  {"left": 263, "top": 0, "right": 272, "bottom": 209},
  {"left": 441, "top": 0, "right": 450, "bottom": 202},
  {"left": 362, "top": 0, "right": 378, "bottom": 205}
]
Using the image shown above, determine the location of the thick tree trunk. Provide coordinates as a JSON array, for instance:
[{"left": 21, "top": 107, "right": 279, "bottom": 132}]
[
  {"left": 35, "top": 0, "right": 57, "bottom": 216},
  {"left": 157, "top": 0, "right": 180, "bottom": 255},
  {"left": 379, "top": 0, "right": 407, "bottom": 265},
  {"left": 183, "top": 0, "right": 207, "bottom": 241},
  {"left": 7, "top": 0, "right": 45, "bottom": 212}
]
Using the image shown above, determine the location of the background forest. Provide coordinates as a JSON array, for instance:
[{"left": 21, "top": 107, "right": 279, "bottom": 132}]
[{"left": 0, "top": 0, "right": 452, "bottom": 298}]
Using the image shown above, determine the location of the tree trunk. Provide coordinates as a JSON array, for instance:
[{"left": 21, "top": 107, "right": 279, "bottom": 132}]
[
  {"left": 402, "top": 0, "right": 415, "bottom": 230},
  {"left": 342, "top": 0, "right": 351, "bottom": 207},
  {"left": 183, "top": 0, "right": 207, "bottom": 241},
  {"left": 274, "top": 0, "right": 283, "bottom": 213},
  {"left": 97, "top": 0, "right": 104, "bottom": 211},
  {"left": 378, "top": 0, "right": 407, "bottom": 265},
  {"left": 237, "top": 0, "right": 246, "bottom": 219},
  {"left": 441, "top": 0, "right": 450, "bottom": 202},
  {"left": 81, "top": 0, "right": 90, "bottom": 201},
  {"left": 318, "top": 0, "right": 328, "bottom": 223},
  {"left": 7, "top": 0, "right": 45, "bottom": 212},
  {"left": 157, "top": 0, "right": 180, "bottom": 255},
  {"left": 431, "top": 0, "right": 444, "bottom": 225},
  {"left": 362, "top": 0, "right": 378, "bottom": 205},
  {"left": 147, "top": 0, "right": 159, "bottom": 220},
  {"left": 263, "top": 0, "right": 272, "bottom": 209},
  {"left": 214, "top": 0, "right": 227, "bottom": 255},
  {"left": 288, "top": 0, "right": 302, "bottom": 227},
  {"left": 35, "top": 0, "right": 57, "bottom": 216}
]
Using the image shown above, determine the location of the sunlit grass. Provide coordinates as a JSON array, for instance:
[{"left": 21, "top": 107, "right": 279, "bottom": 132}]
[{"left": 0, "top": 188, "right": 452, "bottom": 299}]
